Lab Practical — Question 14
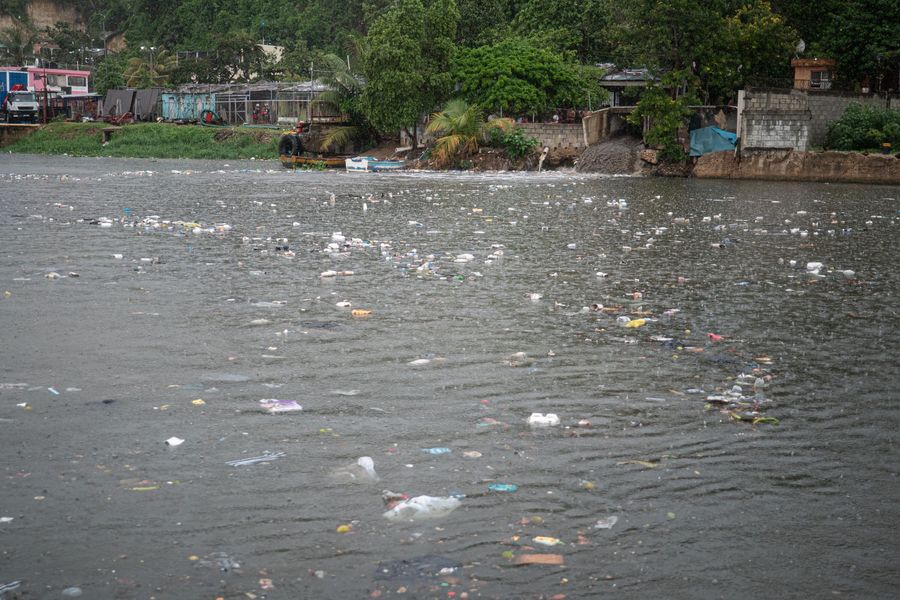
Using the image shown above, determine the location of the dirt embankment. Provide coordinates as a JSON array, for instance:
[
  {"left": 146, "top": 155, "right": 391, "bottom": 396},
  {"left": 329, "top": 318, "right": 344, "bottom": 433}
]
[
  {"left": 693, "top": 149, "right": 900, "bottom": 184},
  {"left": 576, "top": 134, "right": 645, "bottom": 174}
]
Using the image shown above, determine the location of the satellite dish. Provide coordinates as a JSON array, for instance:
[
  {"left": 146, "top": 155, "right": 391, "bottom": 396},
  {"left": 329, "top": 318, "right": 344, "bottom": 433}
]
[{"left": 795, "top": 39, "right": 806, "bottom": 55}]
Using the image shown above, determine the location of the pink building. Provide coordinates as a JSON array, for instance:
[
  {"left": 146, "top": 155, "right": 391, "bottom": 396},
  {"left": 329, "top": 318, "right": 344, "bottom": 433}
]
[{"left": 0, "top": 66, "right": 90, "bottom": 95}]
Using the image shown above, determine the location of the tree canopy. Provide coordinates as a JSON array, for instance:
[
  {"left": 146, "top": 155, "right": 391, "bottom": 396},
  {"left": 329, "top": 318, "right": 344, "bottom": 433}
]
[{"left": 453, "top": 37, "right": 604, "bottom": 115}]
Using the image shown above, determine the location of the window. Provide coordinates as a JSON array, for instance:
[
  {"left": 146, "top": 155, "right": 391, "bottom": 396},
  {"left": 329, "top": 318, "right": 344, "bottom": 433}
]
[
  {"left": 68, "top": 76, "right": 87, "bottom": 87},
  {"left": 45, "top": 74, "right": 63, "bottom": 86}
]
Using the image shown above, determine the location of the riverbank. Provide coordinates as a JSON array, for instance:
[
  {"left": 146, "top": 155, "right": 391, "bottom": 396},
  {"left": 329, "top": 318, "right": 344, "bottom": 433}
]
[
  {"left": 3, "top": 121, "right": 280, "bottom": 160},
  {"left": 693, "top": 148, "right": 900, "bottom": 185}
]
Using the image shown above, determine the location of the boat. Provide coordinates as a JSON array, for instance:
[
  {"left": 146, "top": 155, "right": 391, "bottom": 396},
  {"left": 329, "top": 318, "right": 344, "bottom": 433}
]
[
  {"left": 345, "top": 156, "right": 406, "bottom": 173},
  {"left": 280, "top": 154, "right": 347, "bottom": 169}
]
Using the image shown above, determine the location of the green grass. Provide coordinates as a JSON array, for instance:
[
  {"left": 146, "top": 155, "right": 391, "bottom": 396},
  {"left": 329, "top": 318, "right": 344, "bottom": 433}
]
[{"left": 7, "top": 121, "right": 280, "bottom": 160}]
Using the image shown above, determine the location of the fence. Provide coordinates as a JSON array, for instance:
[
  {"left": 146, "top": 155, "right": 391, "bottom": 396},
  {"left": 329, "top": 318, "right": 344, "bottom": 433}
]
[{"left": 163, "top": 81, "right": 344, "bottom": 126}]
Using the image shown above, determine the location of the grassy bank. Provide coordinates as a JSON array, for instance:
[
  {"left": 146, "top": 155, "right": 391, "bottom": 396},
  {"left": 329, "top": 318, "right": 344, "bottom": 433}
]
[{"left": 6, "top": 122, "right": 280, "bottom": 160}]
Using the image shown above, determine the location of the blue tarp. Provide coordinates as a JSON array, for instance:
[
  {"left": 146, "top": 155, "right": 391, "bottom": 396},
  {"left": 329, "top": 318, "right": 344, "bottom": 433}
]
[
  {"left": 689, "top": 126, "right": 737, "bottom": 157},
  {"left": 161, "top": 93, "right": 216, "bottom": 120}
]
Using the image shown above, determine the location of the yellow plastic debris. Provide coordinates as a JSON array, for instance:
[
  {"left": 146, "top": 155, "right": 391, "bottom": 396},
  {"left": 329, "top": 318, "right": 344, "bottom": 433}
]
[
  {"left": 533, "top": 536, "right": 564, "bottom": 546},
  {"left": 191, "top": 399, "right": 206, "bottom": 406},
  {"left": 624, "top": 319, "right": 647, "bottom": 328},
  {"left": 351, "top": 309, "right": 372, "bottom": 317}
]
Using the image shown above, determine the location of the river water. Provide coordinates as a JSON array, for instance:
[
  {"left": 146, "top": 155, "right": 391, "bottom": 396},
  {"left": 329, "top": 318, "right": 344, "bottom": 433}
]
[{"left": 0, "top": 154, "right": 897, "bottom": 599}]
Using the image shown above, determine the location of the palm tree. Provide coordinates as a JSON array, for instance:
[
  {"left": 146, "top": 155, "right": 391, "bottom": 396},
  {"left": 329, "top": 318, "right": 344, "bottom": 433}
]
[
  {"left": 313, "top": 36, "right": 374, "bottom": 153},
  {"left": 0, "top": 26, "right": 38, "bottom": 67},
  {"left": 313, "top": 52, "right": 365, "bottom": 152},
  {"left": 122, "top": 48, "right": 176, "bottom": 87},
  {"left": 426, "top": 99, "right": 516, "bottom": 167}
]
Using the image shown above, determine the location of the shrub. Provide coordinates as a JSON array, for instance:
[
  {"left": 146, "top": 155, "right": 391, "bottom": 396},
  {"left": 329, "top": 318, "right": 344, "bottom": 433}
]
[
  {"left": 484, "top": 125, "right": 539, "bottom": 159},
  {"left": 827, "top": 104, "right": 900, "bottom": 151}
]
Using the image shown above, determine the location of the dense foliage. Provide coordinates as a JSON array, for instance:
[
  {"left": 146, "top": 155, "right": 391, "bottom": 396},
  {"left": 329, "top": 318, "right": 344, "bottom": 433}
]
[
  {"left": 826, "top": 104, "right": 900, "bottom": 151},
  {"left": 1, "top": 0, "right": 896, "bottom": 155},
  {"left": 453, "top": 37, "right": 604, "bottom": 115}
]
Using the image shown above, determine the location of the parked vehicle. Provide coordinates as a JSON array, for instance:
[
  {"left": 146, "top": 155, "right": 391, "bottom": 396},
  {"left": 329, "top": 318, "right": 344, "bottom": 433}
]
[
  {"left": 1, "top": 71, "right": 38, "bottom": 123},
  {"left": 1, "top": 86, "right": 39, "bottom": 123}
]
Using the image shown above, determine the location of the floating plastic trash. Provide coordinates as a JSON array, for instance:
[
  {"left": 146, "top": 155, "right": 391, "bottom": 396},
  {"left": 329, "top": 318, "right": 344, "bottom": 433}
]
[
  {"left": 259, "top": 399, "right": 302, "bottom": 414},
  {"left": 488, "top": 483, "right": 518, "bottom": 492},
  {"left": 0, "top": 581, "right": 21, "bottom": 595},
  {"left": 226, "top": 451, "right": 286, "bottom": 467},
  {"left": 383, "top": 495, "right": 461, "bottom": 522},
  {"left": 533, "top": 536, "right": 564, "bottom": 546},
  {"left": 165, "top": 437, "right": 184, "bottom": 447},
  {"left": 527, "top": 413, "right": 560, "bottom": 427},
  {"left": 422, "top": 447, "right": 452, "bottom": 455},
  {"left": 513, "top": 554, "right": 564, "bottom": 566},
  {"left": 594, "top": 516, "right": 619, "bottom": 529},
  {"left": 330, "top": 457, "right": 379, "bottom": 483}
]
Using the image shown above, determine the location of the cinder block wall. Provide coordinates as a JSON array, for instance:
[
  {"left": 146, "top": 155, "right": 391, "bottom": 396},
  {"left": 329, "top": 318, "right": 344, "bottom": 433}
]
[
  {"left": 743, "top": 116, "right": 811, "bottom": 150},
  {"left": 741, "top": 88, "right": 899, "bottom": 149},
  {"left": 516, "top": 123, "right": 585, "bottom": 151}
]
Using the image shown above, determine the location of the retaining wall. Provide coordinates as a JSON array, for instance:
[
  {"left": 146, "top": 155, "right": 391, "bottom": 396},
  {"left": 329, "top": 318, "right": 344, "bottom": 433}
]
[
  {"left": 693, "top": 149, "right": 900, "bottom": 185},
  {"left": 516, "top": 123, "right": 585, "bottom": 151}
]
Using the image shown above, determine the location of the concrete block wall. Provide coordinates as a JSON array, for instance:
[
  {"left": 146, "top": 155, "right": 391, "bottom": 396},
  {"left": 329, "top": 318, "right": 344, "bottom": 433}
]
[
  {"left": 743, "top": 115, "right": 811, "bottom": 150},
  {"left": 517, "top": 123, "right": 585, "bottom": 150},
  {"left": 741, "top": 88, "right": 900, "bottom": 149}
]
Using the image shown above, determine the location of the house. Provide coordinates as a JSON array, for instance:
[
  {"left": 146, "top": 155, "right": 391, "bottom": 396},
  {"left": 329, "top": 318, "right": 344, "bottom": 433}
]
[
  {"left": 791, "top": 58, "right": 834, "bottom": 91},
  {"left": 599, "top": 65, "right": 654, "bottom": 107}
]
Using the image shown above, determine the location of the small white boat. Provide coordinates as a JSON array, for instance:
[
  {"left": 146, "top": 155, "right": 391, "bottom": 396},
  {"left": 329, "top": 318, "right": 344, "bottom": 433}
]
[{"left": 345, "top": 156, "right": 406, "bottom": 172}]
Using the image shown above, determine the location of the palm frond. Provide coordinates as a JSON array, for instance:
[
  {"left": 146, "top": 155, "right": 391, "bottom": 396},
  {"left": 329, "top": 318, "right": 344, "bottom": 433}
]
[{"left": 319, "top": 126, "right": 357, "bottom": 152}]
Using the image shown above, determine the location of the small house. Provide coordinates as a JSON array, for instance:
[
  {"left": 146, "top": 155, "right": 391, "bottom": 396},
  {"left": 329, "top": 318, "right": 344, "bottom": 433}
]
[
  {"left": 791, "top": 58, "right": 834, "bottom": 91},
  {"left": 599, "top": 66, "right": 654, "bottom": 107}
]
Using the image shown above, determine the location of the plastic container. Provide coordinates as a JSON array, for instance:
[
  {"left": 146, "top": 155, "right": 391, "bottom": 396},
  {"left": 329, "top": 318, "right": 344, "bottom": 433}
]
[
  {"left": 383, "top": 495, "right": 461, "bottom": 522},
  {"left": 527, "top": 413, "right": 560, "bottom": 427}
]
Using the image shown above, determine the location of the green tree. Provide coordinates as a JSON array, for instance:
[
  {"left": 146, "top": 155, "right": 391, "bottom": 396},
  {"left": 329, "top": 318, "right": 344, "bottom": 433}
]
[
  {"left": 361, "top": 0, "right": 459, "bottom": 147},
  {"left": 609, "top": 0, "right": 796, "bottom": 102},
  {"left": 208, "top": 31, "right": 265, "bottom": 82},
  {"left": 452, "top": 37, "right": 603, "bottom": 115},
  {"left": 44, "top": 21, "right": 92, "bottom": 66},
  {"left": 93, "top": 53, "right": 126, "bottom": 95},
  {"left": 510, "top": 0, "right": 612, "bottom": 62},
  {"left": 168, "top": 57, "right": 218, "bottom": 85},
  {"left": 820, "top": 0, "right": 900, "bottom": 90},
  {"left": 724, "top": 2, "right": 796, "bottom": 90},
  {"left": 122, "top": 48, "right": 176, "bottom": 87},
  {"left": 425, "top": 98, "right": 486, "bottom": 166},
  {"left": 456, "top": 0, "right": 508, "bottom": 47},
  {"left": 0, "top": 26, "right": 37, "bottom": 66},
  {"left": 628, "top": 70, "right": 699, "bottom": 161},
  {"left": 314, "top": 50, "right": 377, "bottom": 152}
]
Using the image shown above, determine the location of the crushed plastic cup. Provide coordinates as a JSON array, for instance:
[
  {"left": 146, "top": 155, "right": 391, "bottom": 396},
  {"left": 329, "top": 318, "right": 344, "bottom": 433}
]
[
  {"left": 527, "top": 413, "right": 560, "bottom": 427},
  {"left": 330, "top": 457, "right": 379, "bottom": 483},
  {"left": 594, "top": 516, "right": 619, "bottom": 529},
  {"left": 383, "top": 495, "right": 461, "bottom": 522}
]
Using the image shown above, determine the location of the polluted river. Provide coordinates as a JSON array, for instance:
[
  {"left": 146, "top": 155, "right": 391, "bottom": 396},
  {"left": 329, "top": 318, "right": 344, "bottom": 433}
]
[{"left": 0, "top": 153, "right": 897, "bottom": 600}]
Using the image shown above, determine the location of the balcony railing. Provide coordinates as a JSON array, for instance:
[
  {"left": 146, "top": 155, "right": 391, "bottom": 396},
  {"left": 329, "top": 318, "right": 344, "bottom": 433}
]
[{"left": 794, "top": 78, "right": 832, "bottom": 91}]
